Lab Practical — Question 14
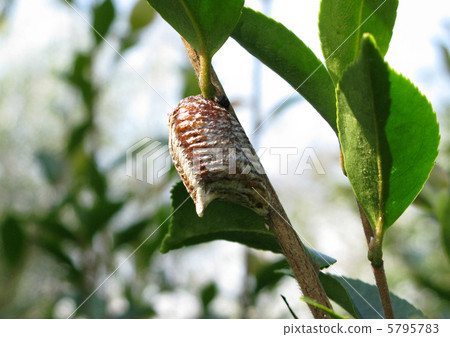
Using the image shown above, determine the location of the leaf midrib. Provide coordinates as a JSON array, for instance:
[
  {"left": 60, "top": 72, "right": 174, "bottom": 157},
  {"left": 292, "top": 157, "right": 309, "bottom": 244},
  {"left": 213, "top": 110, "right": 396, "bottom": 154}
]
[
  {"left": 366, "top": 53, "right": 386, "bottom": 232},
  {"left": 180, "top": 0, "right": 207, "bottom": 55},
  {"left": 353, "top": 0, "right": 365, "bottom": 60}
]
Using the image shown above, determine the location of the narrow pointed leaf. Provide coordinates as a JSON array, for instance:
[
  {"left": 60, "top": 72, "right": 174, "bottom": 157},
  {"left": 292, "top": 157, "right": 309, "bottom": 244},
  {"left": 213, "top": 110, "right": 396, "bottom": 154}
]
[
  {"left": 147, "top": 0, "right": 244, "bottom": 57},
  {"left": 337, "top": 35, "right": 439, "bottom": 230},
  {"left": 300, "top": 297, "right": 348, "bottom": 319},
  {"left": 319, "top": 0, "right": 398, "bottom": 83},
  {"left": 231, "top": 7, "right": 337, "bottom": 132}
]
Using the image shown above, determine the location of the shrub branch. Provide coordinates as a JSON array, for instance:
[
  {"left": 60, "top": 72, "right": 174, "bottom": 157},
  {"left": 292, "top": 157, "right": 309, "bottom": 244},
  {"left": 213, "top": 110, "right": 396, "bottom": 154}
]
[{"left": 182, "top": 37, "right": 333, "bottom": 319}]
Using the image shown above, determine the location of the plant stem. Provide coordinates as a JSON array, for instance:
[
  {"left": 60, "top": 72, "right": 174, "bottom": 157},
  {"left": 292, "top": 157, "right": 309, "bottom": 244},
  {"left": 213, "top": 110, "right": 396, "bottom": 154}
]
[
  {"left": 182, "top": 37, "right": 333, "bottom": 319},
  {"left": 181, "top": 37, "right": 237, "bottom": 119},
  {"left": 199, "top": 53, "right": 214, "bottom": 100},
  {"left": 357, "top": 202, "right": 395, "bottom": 319},
  {"left": 266, "top": 181, "right": 333, "bottom": 319}
]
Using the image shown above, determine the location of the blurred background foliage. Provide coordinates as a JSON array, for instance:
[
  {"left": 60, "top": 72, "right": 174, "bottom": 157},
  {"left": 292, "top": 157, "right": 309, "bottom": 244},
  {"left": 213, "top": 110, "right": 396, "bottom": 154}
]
[{"left": 0, "top": 0, "right": 449, "bottom": 318}]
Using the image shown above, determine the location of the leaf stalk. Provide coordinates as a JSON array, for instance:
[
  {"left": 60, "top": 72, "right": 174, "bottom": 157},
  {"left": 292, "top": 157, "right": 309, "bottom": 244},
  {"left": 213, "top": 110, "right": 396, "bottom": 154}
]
[{"left": 357, "top": 202, "right": 395, "bottom": 318}]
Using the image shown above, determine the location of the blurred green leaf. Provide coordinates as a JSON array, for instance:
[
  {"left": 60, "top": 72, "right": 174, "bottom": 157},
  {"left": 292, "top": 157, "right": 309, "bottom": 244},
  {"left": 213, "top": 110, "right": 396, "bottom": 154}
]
[
  {"left": 84, "top": 198, "right": 125, "bottom": 237},
  {"left": 200, "top": 282, "right": 217, "bottom": 310},
  {"left": 161, "top": 183, "right": 336, "bottom": 270},
  {"left": 114, "top": 219, "right": 149, "bottom": 248},
  {"left": 232, "top": 7, "right": 337, "bottom": 132},
  {"left": 0, "top": 216, "right": 26, "bottom": 268},
  {"left": 116, "top": 305, "right": 156, "bottom": 319},
  {"left": 130, "top": 0, "right": 155, "bottom": 32},
  {"left": 65, "top": 52, "right": 96, "bottom": 112},
  {"left": 440, "top": 44, "right": 450, "bottom": 75},
  {"left": 414, "top": 165, "right": 449, "bottom": 212},
  {"left": 35, "top": 151, "right": 65, "bottom": 185},
  {"left": 133, "top": 206, "right": 172, "bottom": 270},
  {"left": 119, "top": 34, "right": 139, "bottom": 54},
  {"left": 66, "top": 122, "right": 91, "bottom": 154},
  {"left": 182, "top": 66, "right": 201, "bottom": 98},
  {"left": 319, "top": 0, "right": 398, "bottom": 83},
  {"left": 39, "top": 214, "right": 77, "bottom": 243},
  {"left": 254, "top": 258, "right": 289, "bottom": 294},
  {"left": 322, "top": 274, "right": 426, "bottom": 318},
  {"left": 39, "top": 238, "right": 79, "bottom": 278},
  {"left": 267, "top": 95, "right": 304, "bottom": 122},
  {"left": 436, "top": 192, "right": 450, "bottom": 260},
  {"left": 92, "top": 0, "right": 116, "bottom": 45},
  {"left": 147, "top": 0, "right": 244, "bottom": 57},
  {"left": 337, "top": 34, "right": 440, "bottom": 230},
  {"left": 87, "top": 159, "right": 108, "bottom": 197}
]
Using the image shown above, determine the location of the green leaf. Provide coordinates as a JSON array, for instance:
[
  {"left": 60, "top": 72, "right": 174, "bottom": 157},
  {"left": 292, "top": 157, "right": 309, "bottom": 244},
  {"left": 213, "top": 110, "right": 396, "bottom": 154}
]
[
  {"left": 0, "top": 215, "right": 26, "bottom": 268},
  {"left": 232, "top": 7, "right": 337, "bottom": 132},
  {"left": 319, "top": 0, "right": 398, "bottom": 83},
  {"left": 161, "top": 182, "right": 280, "bottom": 253},
  {"left": 114, "top": 219, "right": 149, "bottom": 248},
  {"left": 182, "top": 66, "right": 201, "bottom": 98},
  {"left": 254, "top": 258, "right": 289, "bottom": 294},
  {"left": 65, "top": 53, "right": 96, "bottom": 112},
  {"left": 300, "top": 297, "right": 348, "bottom": 319},
  {"left": 322, "top": 273, "right": 425, "bottom": 318},
  {"left": 92, "top": 0, "right": 116, "bottom": 45},
  {"left": 307, "top": 248, "right": 337, "bottom": 270},
  {"left": 147, "top": 0, "right": 244, "bottom": 57},
  {"left": 161, "top": 183, "right": 336, "bottom": 270},
  {"left": 281, "top": 295, "right": 299, "bottom": 319},
  {"left": 130, "top": 0, "right": 155, "bottom": 32},
  {"left": 319, "top": 272, "right": 360, "bottom": 318},
  {"left": 84, "top": 198, "right": 125, "bottom": 237},
  {"left": 35, "top": 151, "right": 65, "bottom": 185},
  {"left": 337, "top": 34, "right": 440, "bottom": 231},
  {"left": 435, "top": 192, "right": 450, "bottom": 260},
  {"left": 200, "top": 282, "right": 218, "bottom": 310}
]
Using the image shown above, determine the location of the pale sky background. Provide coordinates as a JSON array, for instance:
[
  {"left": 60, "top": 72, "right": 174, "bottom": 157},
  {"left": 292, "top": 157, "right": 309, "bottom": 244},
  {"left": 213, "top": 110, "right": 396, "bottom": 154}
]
[{"left": 1, "top": 0, "right": 449, "bottom": 318}]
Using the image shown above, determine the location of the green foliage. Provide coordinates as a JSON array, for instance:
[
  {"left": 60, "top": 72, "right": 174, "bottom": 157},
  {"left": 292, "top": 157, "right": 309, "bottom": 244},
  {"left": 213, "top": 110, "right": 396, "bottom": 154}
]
[
  {"left": 199, "top": 282, "right": 219, "bottom": 318},
  {"left": 92, "top": 0, "right": 116, "bottom": 45},
  {"left": 163, "top": 182, "right": 336, "bottom": 270},
  {"left": 232, "top": 7, "right": 337, "bottom": 132},
  {"left": 278, "top": 268, "right": 425, "bottom": 318},
  {"left": 0, "top": 216, "right": 26, "bottom": 268},
  {"left": 319, "top": 272, "right": 359, "bottom": 318},
  {"left": 337, "top": 35, "right": 440, "bottom": 231},
  {"left": 162, "top": 182, "right": 281, "bottom": 253},
  {"left": 181, "top": 66, "right": 201, "bottom": 98},
  {"left": 438, "top": 195, "right": 450, "bottom": 260},
  {"left": 35, "top": 151, "right": 65, "bottom": 185},
  {"left": 300, "top": 297, "right": 348, "bottom": 319},
  {"left": 2, "top": 0, "right": 448, "bottom": 319},
  {"left": 319, "top": 0, "right": 398, "bottom": 83},
  {"left": 254, "top": 258, "right": 289, "bottom": 294},
  {"left": 130, "top": 0, "right": 156, "bottom": 32},
  {"left": 147, "top": 0, "right": 244, "bottom": 58},
  {"left": 322, "top": 274, "right": 425, "bottom": 318}
]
